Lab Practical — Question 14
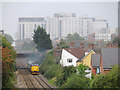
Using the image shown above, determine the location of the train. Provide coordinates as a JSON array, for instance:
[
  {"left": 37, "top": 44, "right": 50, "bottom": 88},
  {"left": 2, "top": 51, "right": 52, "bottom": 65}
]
[{"left": 28, "top": 62, "right": 40, "bottom": 74}]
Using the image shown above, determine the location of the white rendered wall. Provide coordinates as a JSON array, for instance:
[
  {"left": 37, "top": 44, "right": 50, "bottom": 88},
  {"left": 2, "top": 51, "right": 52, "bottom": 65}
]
[{"left": 61, "top": 49, "right": 78, "bottom": 67}]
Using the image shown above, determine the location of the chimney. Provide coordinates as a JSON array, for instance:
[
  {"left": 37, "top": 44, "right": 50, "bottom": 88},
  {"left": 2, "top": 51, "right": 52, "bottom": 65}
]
[
  {"left": 69, "top": 42, "right": 75, "bottom": 48},
  {"left": 91, "top": 44, "right": 94, "bottom": 49},
  {"left": 88, "top": 43, "right": 94, "bottom": 49},
  {"left": 80, "top": 43, "right": 84, "bottom": 48},
  {"left": 107, "top": 43, "right": 112, "bottom": 48}
]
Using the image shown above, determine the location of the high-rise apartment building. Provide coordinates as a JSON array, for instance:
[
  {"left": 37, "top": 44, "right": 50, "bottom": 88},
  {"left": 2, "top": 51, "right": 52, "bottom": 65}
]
[
  {"left": 45, "top": 17, "right": 60, "bottom": 39},
  {"left": 54, "top": 12, "right": 76, "bottom": 18},
  {"left": 92, "top": 18, "right": 108, "bottom": 33},
  {"left": 17, "top": 17, "right": 45, "bottom": 40},
  {"left": 79, "top": 17, "right": 94, "bottom": 37},
  {"left": 17, "top": 13, "right": 108, "bottom": 40}
]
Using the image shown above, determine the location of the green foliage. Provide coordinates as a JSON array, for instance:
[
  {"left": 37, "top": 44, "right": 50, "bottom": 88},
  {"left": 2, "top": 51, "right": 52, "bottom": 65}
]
[
  {"left": 77, "top": 64, "right": 89, "bottom": 77},
  {"left": 39, "top": 52, "right": 63, "bottom": 79},
  {"left": 66, "top": 33, "right": 84, "bottom": 43},
  {"left": 33, "top": 26, "right": 53, "bottom": 51},
  {"left": 91, "top": 74, "right": 95, "bottom": 79},
  {"left": 4, "top": 34, "right": 14, "bottom": 44},
  {"left": 56, "top": 71, "right": 64, "bottom": 86},
  {"left": 90, "top": 65, "right": 119, "bottom": 88},
  {"left": 48, "top": 50, "right": 54, "bottom": 54},
  {"left": 1, "top": 35, "right": 16, "bottom": 88},
  {"left": 62, "top": 66, "right": 76, "bottom": 81},
  {"left": 112, "top": 36, "right": 120, "bottom": 47},
  {"left": 57, "top": 39, "right": 69, "bottom": 49},
  {"left": 62, "top": 74, "right": 91, "bottom": 88},
  {"left": 56, "top": 66, "right": 76, "bottom": 86},
  {"left": 48, "top": 78, "right": 56, "bottom": 86}
]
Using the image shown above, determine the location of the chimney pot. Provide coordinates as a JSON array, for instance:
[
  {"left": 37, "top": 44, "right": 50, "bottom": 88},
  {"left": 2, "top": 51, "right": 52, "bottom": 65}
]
[
  {"left": 80, "top": 43, "right": 84, "bottom": 48},
  {"left": 69, "top": 42, "right": 75, "bottom": 48}
]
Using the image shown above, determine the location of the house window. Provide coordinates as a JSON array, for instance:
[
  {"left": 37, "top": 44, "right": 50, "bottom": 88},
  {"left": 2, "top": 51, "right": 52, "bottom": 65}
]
[
  {"left": 96, "top": 67, "right": 100, "bottom": 74},
  {"left": 67, "top": 59, "right": 72, "bottom": 63}
]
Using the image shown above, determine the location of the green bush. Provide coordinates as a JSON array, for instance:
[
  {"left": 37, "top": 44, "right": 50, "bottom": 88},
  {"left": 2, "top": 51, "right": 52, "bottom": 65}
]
[
  {"left": 39, "top": 53, "right": 55, "bottom": 74},
  {"left": 39, "top": 52, "right": 63, "bottom": 79},
  {"left": 56, "top": 66, "right": 76, "bottom": 86},
  {"left": 45, "top": 64, "right": 63, "bottom": 79},
  {"left": 76, "top": 64, "right": 89, "bottom": 77},
  {"left": 62, "top": 74, "right": 91, "bottom": 88}
]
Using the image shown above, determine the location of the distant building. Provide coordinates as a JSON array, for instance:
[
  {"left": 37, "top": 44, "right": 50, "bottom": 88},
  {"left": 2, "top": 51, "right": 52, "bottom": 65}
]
[
  {"left": 87, "top": 33, "right": 95, "bottom": 41},
  {"left": 54, "top": 12, "right": 76, "bottom": 18},
  {"left": 88, "top": 33, "right": 112, "bottom": 42},
  {"left": 45, "top": 17, "right": 60, "bottom": 39},
  {"left": 92, "top": 18, "right": 108, "bottom": 33},
  {"left": 79, "top": 17, "right": 94, "bottom": 37},
  {"left": 17, "top": 13, "right": 109, "bottom": 40},
  {"left": 17, "top": 17, "right": 45, "bottom": 40},
  {"left": 107, "top": 28, "right": 118, "bottom": 35},
  {"left": 95, "top": 33, "right": 112, "bottom": 41}
]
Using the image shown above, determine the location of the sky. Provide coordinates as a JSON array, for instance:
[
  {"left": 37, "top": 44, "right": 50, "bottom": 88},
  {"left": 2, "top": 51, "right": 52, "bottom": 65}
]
[{"left": 0, "top": 2, "right": 118, "bottom": 39}]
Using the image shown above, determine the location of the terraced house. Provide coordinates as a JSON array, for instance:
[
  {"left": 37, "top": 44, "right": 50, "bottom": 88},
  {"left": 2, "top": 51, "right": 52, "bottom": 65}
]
[{"left": 91, "top": 48, "right": 118, "bottom": 75}]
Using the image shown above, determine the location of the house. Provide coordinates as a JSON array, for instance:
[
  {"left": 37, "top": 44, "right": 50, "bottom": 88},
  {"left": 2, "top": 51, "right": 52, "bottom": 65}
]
[
  {"left": 91, "top": 48, "right": 118, "bottom": 75},
  {"left": 60, "top": 48, "right": 85, "bottom": 67},
  {"left": 77, "top": 50, "right": 96, "bottom": 67}
]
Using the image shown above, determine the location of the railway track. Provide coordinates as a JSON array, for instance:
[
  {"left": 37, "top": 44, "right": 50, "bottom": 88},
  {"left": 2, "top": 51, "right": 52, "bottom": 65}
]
[
  {"left": 25, "top": 70, "right": 53, "bottom": 89},
  {"left": 17, "top": 69, "right": 53, "bottom": 89},
  {"left": 16, "top": 55, "right": 54, "bottom": 89}
]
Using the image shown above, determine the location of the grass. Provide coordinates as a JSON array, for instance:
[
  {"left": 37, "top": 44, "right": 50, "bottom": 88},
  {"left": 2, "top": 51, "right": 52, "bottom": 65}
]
[{"left": 48, "top": 77, "right": 56, "bottom": 86}]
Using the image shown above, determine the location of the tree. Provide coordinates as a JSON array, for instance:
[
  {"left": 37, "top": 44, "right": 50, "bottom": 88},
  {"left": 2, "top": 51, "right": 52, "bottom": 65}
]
[
  {"left": 39, "top": 52, "right": 63, "bottom": 80},
  {"left": 33, "top": 26, "right": 53, "bottom": 51},
  {"left": 66, "top": 33, "right": 84, "bottom": 43},
  {"left": 112, "top": 36, "right": 120, "bottom": 47},
  {"left": 1, "top": 35, "right": 16, "bottom": 88},
  {"left": 62, "top": 74, "right": 91, "bottom": 88},
  {"left": 77, "top": 64, "right": 89, "bottom": 77},
  {"left": 4, "top": 34, "right": 14, "bottom": 44},
  {"left": 56, "top": 66, "right": 76, "bottom": 86},
  {"left": 57, "top": 39, "right": 69, "bottom": 49}
]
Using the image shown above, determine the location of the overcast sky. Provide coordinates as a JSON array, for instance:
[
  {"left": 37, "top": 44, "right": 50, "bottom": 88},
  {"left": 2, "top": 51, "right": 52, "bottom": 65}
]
[{"left": 0, "top": 2, "right": 118, "bottom": 39}]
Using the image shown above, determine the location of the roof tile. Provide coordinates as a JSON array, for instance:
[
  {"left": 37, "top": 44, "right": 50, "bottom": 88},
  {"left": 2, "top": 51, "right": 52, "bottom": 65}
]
[{"left": 64, "top": 48, "right": 85, "bottom": 59}]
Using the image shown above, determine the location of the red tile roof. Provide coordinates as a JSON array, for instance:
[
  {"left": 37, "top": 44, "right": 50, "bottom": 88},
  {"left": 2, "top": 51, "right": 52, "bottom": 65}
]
[{"left": 64, "top": 48, "right": 85, "bottom": 59}]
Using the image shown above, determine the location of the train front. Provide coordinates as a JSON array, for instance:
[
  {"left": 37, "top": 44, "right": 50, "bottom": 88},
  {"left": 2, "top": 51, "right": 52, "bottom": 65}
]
[{"left": 31, "top": 64, "right": 39, "bottom": 74}]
